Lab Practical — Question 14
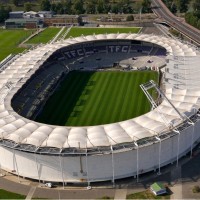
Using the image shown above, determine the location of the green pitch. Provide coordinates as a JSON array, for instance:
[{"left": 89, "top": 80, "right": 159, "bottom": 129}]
[
  {"left": 0, "top": 29, "right": 32, "bottom": 61},
  {"left": 36, "top": 71, "right": 158, "bottom": 126},
  {"left": 26, "top": 27, "right": 63, "bottom": 44}
]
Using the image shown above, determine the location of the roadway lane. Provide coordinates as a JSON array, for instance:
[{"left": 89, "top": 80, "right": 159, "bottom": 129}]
[{"left": 151, "top": 0, "right": 200, "bottom": 44}]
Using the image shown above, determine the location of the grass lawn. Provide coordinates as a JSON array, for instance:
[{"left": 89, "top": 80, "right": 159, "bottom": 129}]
[
  {"left": 0, "top": 189, "right": 26, "bottom": 199},
  {"left": 36, "top": 71, "right": 158, "bottom": 126},
  {"left": 126, "top": 190, "right": 170, "bottom": 199},
  {"left": 66, "top": 27, "right": 141, "bottom": 38},
  {"left": 0, "top": 29, "right": 33, "bottom": 61},
  {"left": 26, "top": 27, "right": 63, "bottom": 44}
]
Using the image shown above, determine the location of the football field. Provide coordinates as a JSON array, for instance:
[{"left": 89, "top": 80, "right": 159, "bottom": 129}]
[
  {"left": 36, "top": 71, "right": 158, "bottom": 126},
  {"left": 0, "top": 29, "right": 32, "bottom": 61}
]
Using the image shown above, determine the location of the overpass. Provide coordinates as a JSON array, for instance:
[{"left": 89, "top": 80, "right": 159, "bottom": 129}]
[{"left": 151, "top": 0, "right": 200, "bottom": 45}]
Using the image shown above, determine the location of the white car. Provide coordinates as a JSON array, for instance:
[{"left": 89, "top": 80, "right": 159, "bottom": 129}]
[{"left": 45, "top": 183, "right": 53, "bottom": 188}]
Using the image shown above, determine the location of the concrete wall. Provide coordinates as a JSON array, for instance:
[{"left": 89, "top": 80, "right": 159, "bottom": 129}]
[{"left": 0, "top": 121, "right": 200, "bottom": 183}]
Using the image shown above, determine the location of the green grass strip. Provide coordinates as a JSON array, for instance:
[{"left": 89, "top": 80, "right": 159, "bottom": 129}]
[
  {"left": 127, "top": 190, "right": 170, "bottom": 199},
  {"left": 26, "top": 27, "right": 63, "bottom": 44},
  {"left": 66, "top": 27, "right": 140, "bottom": 38},
  {"left": 0, "top": 29, "right": 32, "bottom": 61}
]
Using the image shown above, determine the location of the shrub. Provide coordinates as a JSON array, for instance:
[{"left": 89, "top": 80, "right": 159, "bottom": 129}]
[
  {"left": 193, "top": 185, "right": 200, "bottom": 193},
  {"left": 126, "top": 15, "right": 134, "bottom": 21}
]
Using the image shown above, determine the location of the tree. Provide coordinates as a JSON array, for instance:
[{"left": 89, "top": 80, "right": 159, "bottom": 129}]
[
  {"left": 56, "top": 2, "right": 64, "bottom": 14},
  {"left": 72, "top": 0, "right": 85, "bottom": 14},
  {"left": 171, "top": 3, "right": 177, "bottom": 14},
  {"left": 50, "top": 3, "right": 57, "bottom": 13},
  {"left": 0, "top": 4, "right": 11, "bottom": 23},
  {"left": 86, "top": 0, "right": 96, "bottom": 14},
  {"left": 193, "top": 0, "right": 200, "bottom": 11},
  {"left": 162, "top": 0, "right": 173, "bottom": 9},
  {"left": 24, "top": 2, "right": 32, "bottom": 12},
  {"left": 12, "top": 0, "right": 19, "bottom": 7},
  {"left": 104, "top": 3, "right": 111, "bottom": 13},
  {"left": 40, "top": 0, "right": 51, "bottom": 11},
  {"left": 117, "top": 0, "right": 132, "bottom": 13},
  {"left": 142, "top": 0, "right": 151, "bottom": 13},
  {"left": 176, "top": 0, "right": 189, "bottom": 13},
  {"left": 97, "top": 0, "right": 104, "bottom": 13},
  {"left": 63, "top": 0, "right": 72, "bottom": 14},
  {"left": 185, "top": 12, "right": 198, "bottom": 27},
  {"left": 193, "top": 0, "right": 200, "bottom": 18},
  {"left": 134, "top": 1, "right": 142, "bottom": 13},
  {"left": 111, "top": 4, "right": 120, "bottom": 14}
]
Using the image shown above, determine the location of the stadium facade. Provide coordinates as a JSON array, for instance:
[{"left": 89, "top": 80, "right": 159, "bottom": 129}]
[{"left": 0, "top": 33, "right": 200, "bottom": 185}]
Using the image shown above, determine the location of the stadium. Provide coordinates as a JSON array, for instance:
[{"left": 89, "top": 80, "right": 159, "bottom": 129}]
[{"left": 0, "top": 33, "right": 200, "bottom": 186}]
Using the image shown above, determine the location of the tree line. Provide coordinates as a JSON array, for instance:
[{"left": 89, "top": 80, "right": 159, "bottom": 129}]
[
  {"left": 0, "top": 4, "right": 11, "bottom": 23},
  {"left": 163, "top": 0, "right": 200, "bottom": 30},
  {"left": 40, "top": 0, "right": 151, "bottom": 15},
  {"left": 0, "top": 0, "right": 152, "bottom": 23},
  {"left": 185, "top": 0, "right": 200, "bottom": 29}
]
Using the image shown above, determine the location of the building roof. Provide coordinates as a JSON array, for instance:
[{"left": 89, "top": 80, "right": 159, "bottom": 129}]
[
  {"left": 24, "top": 11, "right": 38, "bottom": 15},
  {"left": 5, "top": 18, "right": 40, "bottom": 22},
  {"left": 9, "top": 11, "right": 24, "bottom": 14},
  {"left": 0, "top": 33, "right": 199, "bottom": 154},
  {"left": 151, "top": 182, "right": 165, "bottom": 192}
]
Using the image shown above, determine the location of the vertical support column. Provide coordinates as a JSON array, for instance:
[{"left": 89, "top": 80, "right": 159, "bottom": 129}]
[
  {"left": 85, "top": 147, "right": 90, "bottom": 188},
  {"left": 0, "top": 161, "right": 2, "bottom": 176},
  {"left": 13, "top": 149, "right": 20, "bottom": 182},
  {"left": 188, "top": 122, "right": 194, "bottom": 158},
  {"left": 111, "top": 146, "right": 115, "bottom": 187},
  {"left": 174, "top": 130, "right": 180, "bottom": 167},
  {"left": 156, "top": 136, "right": 161, "bottom": 175},
  {"left": 0, "top": 134, "right": 3, "bottom": 176},
  {"left": 34, "top": 152, "right": 40, "bottom": 184},
  {"left": 134, "top": 142, "right": 139, "bottom": 182},
  {"left": 0, "top": 144, "right": 2, "bottom": 176},
  {"left": 59, "top": 153, "right": 65, "bottom": 189}
]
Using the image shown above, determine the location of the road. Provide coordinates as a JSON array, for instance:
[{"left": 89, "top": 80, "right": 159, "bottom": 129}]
[{"left": 151, "top": 0, "right": 200, "bottom": 44}]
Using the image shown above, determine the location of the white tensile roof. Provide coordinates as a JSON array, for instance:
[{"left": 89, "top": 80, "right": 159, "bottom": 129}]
[{"left": 0, "top": 33, "right": 199, "bottom": 150}]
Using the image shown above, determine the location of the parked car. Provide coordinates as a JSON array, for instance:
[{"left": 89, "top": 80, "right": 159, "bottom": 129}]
[{"left": 45, "top": 183, "right": 53, "bottom": 188}]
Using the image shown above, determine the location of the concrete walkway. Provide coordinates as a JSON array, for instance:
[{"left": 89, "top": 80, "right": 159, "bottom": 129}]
[
  {"left": 170, "top": 184, "right": 182, "bottom": 199},
  {"left": 25, "top": 186, "right": 36, "bottom": 200},
  {"left": 114, "top": 189, "right": 127, "bottom": 200}
]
